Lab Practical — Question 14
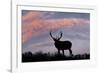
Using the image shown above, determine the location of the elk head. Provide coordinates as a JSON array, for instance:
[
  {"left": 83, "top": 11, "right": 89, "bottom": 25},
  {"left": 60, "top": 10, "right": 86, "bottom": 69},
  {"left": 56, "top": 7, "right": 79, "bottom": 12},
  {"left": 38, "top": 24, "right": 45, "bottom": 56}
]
[{"left": 49, "top": 31, "right": 62, "bottom": 42}]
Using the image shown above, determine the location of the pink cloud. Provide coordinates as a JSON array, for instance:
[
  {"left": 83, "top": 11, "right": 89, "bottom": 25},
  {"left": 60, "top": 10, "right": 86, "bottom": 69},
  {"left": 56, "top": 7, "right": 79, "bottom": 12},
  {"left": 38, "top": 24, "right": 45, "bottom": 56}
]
[
  {"left": 22, "top": 12, "right": 89, "bottom": 43},
  {"left": 22, "top": 11, "right": 42, "bottom": 22}
]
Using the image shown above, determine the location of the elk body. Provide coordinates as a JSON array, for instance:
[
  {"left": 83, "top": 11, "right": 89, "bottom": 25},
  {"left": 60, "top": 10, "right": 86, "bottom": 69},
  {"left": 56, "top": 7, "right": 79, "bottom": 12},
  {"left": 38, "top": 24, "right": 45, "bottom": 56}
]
[{"left": 50, "top": 31, "right": 73, "bottom": 56}]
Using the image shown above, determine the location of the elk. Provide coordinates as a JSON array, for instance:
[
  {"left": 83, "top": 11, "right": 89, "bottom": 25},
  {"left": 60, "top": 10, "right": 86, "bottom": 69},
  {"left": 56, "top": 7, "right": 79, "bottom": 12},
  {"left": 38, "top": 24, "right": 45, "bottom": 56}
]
[{"left": 49, "top": 31, "right": 73, "bottom": 56}]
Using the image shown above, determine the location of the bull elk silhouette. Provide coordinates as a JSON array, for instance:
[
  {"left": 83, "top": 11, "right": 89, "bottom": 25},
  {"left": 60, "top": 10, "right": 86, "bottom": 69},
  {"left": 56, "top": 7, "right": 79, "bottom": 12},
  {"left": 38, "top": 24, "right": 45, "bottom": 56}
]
[{"left": 50, "top": 31, "right": 73, "bottom": 56}]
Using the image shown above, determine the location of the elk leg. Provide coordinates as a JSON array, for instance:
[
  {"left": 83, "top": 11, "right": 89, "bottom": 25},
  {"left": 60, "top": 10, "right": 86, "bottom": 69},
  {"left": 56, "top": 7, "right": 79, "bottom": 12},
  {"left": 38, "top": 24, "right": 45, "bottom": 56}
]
[
  {"left": 69, "top": 49, "right": 73, "bottom": 56},
  {"left": 58, "top": 50, "right": 60, "bottom": 54},
  {"left": 62, "top": 50, "right": 64, "bottom": 56}
]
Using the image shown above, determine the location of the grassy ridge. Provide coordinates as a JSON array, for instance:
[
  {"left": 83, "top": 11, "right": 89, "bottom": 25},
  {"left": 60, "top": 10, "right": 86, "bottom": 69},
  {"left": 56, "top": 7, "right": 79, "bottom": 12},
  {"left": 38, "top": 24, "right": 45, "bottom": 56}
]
[{"left": 22, "top": 51, "right": 90, "bottom": 62}]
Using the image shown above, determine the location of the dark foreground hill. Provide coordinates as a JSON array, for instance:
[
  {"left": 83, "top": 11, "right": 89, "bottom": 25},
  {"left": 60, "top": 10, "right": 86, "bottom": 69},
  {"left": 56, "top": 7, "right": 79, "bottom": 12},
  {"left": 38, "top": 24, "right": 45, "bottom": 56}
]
[{"left": 22, "top": 51, "right": 90, "bottom": 62}]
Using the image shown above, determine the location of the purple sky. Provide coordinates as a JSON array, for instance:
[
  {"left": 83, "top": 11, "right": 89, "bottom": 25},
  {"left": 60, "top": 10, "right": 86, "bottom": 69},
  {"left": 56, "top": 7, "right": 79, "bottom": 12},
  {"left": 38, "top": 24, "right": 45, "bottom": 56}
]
[{"left": 22, "top": 10, "right": 90, "bottom": 55}]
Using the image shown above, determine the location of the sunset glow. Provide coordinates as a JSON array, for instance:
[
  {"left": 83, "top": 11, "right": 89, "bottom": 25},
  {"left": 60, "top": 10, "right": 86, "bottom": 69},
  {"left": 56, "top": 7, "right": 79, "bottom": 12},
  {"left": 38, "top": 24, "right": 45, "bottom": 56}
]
[{"left": 22, "top": 10, "right": 90, "bottom": 55}]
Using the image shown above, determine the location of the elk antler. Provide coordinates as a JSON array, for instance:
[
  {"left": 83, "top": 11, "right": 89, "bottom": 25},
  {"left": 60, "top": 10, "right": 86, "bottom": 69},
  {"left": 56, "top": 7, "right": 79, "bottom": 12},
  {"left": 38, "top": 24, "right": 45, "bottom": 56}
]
[
  {"left": 58, "top": 31, "right": 62, "bottom": 40},
  {"left": 49, "top": 31, "right": 54, "bottom": 39}
]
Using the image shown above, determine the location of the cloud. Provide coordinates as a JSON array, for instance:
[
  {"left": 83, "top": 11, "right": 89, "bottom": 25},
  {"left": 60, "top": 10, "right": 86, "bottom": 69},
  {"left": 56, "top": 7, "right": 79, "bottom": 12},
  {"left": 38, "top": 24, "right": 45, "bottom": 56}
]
[
  {"left": 22, "top": 11, "right": 42, "bottom": 21},
  {"left": 22, "top": 11, "right": 90, "bottom": 43}
]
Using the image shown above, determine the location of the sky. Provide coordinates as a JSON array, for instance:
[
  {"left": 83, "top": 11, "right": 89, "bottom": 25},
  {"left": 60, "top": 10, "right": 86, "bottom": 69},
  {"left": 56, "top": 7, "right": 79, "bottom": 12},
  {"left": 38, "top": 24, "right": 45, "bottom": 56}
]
[{"left": 22, "top": 10, "right": 90, "bottom": 55}]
